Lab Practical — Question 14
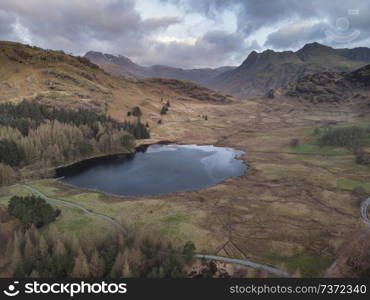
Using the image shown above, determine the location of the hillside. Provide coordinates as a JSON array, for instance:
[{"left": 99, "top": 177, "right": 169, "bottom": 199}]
[
  {"left": 283, "top": 64, "right": 370, "bottom": 105},
  {"left": 0, "top": 41, "right": 234, "bottom": 122},
  {"left": 84, "top": 51, "right": 235, "bottom": 86},
  {"left": 209, "top": 42, "right": 370, "bottom": 99}
]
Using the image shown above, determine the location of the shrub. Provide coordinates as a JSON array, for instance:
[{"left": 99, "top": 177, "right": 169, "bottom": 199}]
[
  {"left": 8, "top": 195, "right": 60, "bottom": 228},
  {"left": 313, "top": 128, "right": 321, "bottom": 135},
  {"left": 182, "top": 241, "right": 196, "bottom": 262},
  {"left": 355, "top": 148, "right": 370, "bottom": 165},
  {"left": 132, "top": 107, "right": 142, "bottom": 118},
  {"left": 290, "top": 138, "right": 300, "bottom": 147},
  {"left": 352, "top": 186, "right": 368, "bottom": 201},
  {"left": 319, "top": 126, "right": 365, "bottom": 150},
  {"left": 160, "top": 105, "right": 168, "bottom": 115},
  {"left": 120, "top": 135, "right": 136, "bottom": 150}
]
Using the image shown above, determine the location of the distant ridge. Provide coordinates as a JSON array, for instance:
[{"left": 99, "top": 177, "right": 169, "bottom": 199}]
[
  {"left": 85, "top": 43, "right": 370, "bottom": 100},
  {"left": 208, "top": 42, "right": 370, "bottom": 99},
  {"left": 84, "top": 51, "right": 235, "bottom": 86}
]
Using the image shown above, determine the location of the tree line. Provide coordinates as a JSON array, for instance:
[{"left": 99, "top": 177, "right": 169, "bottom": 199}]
[
  {"left": 0, "top": 191, "right": 196, "bottom": 278},
  {"left": 0, "top": 101, "right": 114, "bottom": 136},
  {"left": 1, "top": 218, "right": 195, "bottom": 278},
  {"left": 0, "top": 101, "right": 151, "bottom": 186}
]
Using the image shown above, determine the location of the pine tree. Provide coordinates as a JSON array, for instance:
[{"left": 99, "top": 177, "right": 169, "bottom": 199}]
[
  {"left": 121, "top": 256, "right": 132, "bottom": 278},
  {"left": 0, "top": 163, "right": 16, "bottom": 186},
  {"left": 71, "top": 247, "right": 90, "bottom": 278},
  {"left": 4, "top": 238, "right": 14, "bottom": 263},
  {"left": 90, "top": 249, "right": 105, "bottom": 278},
  {"left": 47, "top": 224, "right": 60, "bottom": 246},
  {"left": 54, "top": 239, "right": 67, "bottom": 257},
  {"left": 24, "top": 231, "right": 36, "bottom": 259},
  {"left": 38, "top": 235, "right": 48, "bottom": 256},
  {"left": 110, "top": 251, "right": 126, "bottom": 278},
  {"left": 117, "top": 233, "right": 125, "bottom": 249},
  {"left": 30, "top": 269, "right": 40, "bottom": 278},
  {"left": 29, "top": 224, "right": 40, "bottom": 245},
  {"left": 11, "top": 231, "right": 23, "bottom": 270},
  {"left": 68, "top": 234, "right": 80, "bottom": 256}
]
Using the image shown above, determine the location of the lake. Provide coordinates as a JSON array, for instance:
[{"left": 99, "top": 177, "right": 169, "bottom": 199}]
[{"left": 57, "top": 144, "right": 247, "bottom": 196}]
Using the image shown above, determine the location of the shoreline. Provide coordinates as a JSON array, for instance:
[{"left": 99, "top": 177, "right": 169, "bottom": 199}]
[
  {"left": 54, "top": 143, "right": 248, "bottom": 199},
  {"left": 54, "top": 139, "right": 174, "bottom": 175}
]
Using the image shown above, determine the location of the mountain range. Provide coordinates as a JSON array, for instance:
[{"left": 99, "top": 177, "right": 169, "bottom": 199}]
[
  {"left": 85, "top": 42, "right": 370, "bottom": 99},
  {"left": 2, "top": 40, "right": 370, "bottom": 113},
  {"left": 84, "top": 51, "right": 234, "bottom": 87}
]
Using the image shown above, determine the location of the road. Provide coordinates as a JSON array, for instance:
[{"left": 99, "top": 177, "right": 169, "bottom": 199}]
[
  {"left": 360, "top": 197, "right": 370, "bottom": 225},
  {"left": 194, "top": 254, "right": 291, "bottom": 277},
  {"left": 19, "top": 183, "right": 293, "bottom": 277}
]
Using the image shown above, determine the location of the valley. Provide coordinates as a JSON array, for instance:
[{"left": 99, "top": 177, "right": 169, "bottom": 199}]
[
  {"left": 0, "top": 41, "right": 369, "bottom": 278},
  {"left": 1, "top": 92, "right": 369, "bottom": 277}
]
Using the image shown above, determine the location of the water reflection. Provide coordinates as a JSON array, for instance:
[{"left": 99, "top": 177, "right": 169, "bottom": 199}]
[{"left": 58, "top": 144, "right": 247, "bottom": 196}]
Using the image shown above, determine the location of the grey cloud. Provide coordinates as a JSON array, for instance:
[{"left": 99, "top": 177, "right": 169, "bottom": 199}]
[
  {"left": 0, "top": 0, "right": 179, "bottom": 54},
  {"left": 0, "top": 0, "right": 251, "bottom": 68},
  {"left": 264, "top": 22, "right": 329, "bottom": 50},
  {"left": 1, "top": 0, "right": 370, "bottom": 68},
  {"left": 139, "top": 30, "right": 250, "bottom": 68},
  {"left": 164, "top": 0, "right": 370, "bottom": 47},
  {"left": 142, "top": 16, "right": 181, "bottom": 32},
  {"left": 0, "top": 10, "right": 17, "bottom": 41}
]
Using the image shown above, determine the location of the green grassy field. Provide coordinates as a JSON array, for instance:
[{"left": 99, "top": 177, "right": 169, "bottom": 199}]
[
  {"left": 264, "top": 249, "right": 332, "bottom": 277},
  {"left": 336, "top": 179, "right": 370, "bottom": 192},
  {"left": 0, "top": 180, "right": 212, "bottom": 251},
  {"left": 291, "top": 143, "right": 345, "bottom": 155},
  {"left": 292, "top": 123, "right": 370, "bottom": 155}
]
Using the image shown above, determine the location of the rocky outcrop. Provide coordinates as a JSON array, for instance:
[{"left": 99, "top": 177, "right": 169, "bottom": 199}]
[{"left": 284, "top": 65, "right": 370, "bottom": 103}]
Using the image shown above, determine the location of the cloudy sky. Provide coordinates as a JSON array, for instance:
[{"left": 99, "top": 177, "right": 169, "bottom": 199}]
[{"left": 0, "top": 0, "right": 369, "bottom": 68}]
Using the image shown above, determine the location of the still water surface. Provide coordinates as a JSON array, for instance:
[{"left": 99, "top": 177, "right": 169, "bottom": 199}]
[{"left": 58, "top": 144, "right": 247, "bottom": 196}]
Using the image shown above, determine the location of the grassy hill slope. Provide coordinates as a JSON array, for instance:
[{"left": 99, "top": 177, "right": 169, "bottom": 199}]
[{"left": 0, "top": 41, "right": 234, "bottom": 123}]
